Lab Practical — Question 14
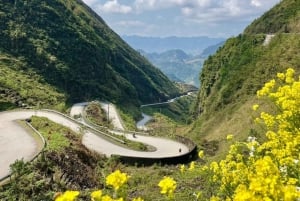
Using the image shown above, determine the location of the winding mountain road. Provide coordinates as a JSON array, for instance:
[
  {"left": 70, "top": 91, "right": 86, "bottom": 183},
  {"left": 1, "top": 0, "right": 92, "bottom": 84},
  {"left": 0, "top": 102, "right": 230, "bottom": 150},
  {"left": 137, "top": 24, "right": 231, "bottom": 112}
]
[
  {"left": 136, "top": 113, "right": 152, "bottom": 130},
  {"left": 137, "top": 92, "right": 195, "bottom": 130},
  {"left": 0, "top": 104, "right": 190, "bottom": 181}
]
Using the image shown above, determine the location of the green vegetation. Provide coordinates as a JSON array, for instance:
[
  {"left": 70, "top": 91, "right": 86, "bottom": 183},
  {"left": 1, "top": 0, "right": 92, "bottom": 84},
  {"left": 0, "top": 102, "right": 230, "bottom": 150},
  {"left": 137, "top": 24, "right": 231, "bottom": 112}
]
[
  {"left": 244, "top": 0, "right": 300, "bottom": 34},
  {"left": 84, "top": 102, "right": 111, "bottom": 128},
  {"left": 84, "top": 102, "right": 149, "bottom": 151},
  {"left": 117, "top": 107, "right": 137, "bottom": 131},
  {"left": 0, "top": 101, "right": 16, "bottom": 111},
  {"left": 142, "top": 93, "right": 197, "bottom": 125},
  {"left": 0, "top": 0, "right": 179, "bottom": 114},
  {"left": 192, "top": 0, "right": 300, "bottom": 160},
  {"left": 0, "top": 54, "right": 66, "bottom": 111},
  {"left": 140, "top": 49, "right": 204, "bottom": 86},
  {"left": 30, "top": 116, "right": 75, "bottom": 152}
]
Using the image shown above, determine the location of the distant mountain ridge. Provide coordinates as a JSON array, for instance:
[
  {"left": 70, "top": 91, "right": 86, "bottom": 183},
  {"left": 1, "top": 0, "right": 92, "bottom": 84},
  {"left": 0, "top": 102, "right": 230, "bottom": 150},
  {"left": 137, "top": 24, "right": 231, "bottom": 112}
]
[
  {"left": 139, "top": 49, "right": 205, "bottom": 86},
  {"left": 0, "top": 0, "right": 179, "bottom": 113},
  {"left": 122, "top": 35, "right": 225, "bottom": 55},
  {"left": 200, "top": 41, "right": 226, "bottom": 57},
  {"left": 138, "top": 41, "right": 225, "bottom": 87}
]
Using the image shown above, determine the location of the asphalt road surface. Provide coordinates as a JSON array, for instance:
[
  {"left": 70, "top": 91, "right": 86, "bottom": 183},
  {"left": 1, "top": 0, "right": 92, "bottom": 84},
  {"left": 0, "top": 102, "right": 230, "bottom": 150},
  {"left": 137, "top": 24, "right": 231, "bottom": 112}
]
[{"left": 0, "top": 108, "right": 189, "bottom": 180}]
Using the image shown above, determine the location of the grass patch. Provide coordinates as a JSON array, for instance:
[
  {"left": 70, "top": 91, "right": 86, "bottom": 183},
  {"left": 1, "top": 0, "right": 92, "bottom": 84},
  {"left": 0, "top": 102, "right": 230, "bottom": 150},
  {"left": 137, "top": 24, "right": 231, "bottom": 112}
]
[
  {"left": 84, "top": 102, "right": 150, "bottom": 151},
  {"left": 84, "top": 102, "right": 112, "bottom": 128},
  {"left": 0, "top": 54, "right": 66, "bottom": 110},
  {"left": 30, "top": 116, "right": 77, "bottom": 152},
  {"left": 142, "top": 93, "right": 197, "bottom": 124},
  {"left": 117, "top": 107, "right": 137, "bottom": 131}
]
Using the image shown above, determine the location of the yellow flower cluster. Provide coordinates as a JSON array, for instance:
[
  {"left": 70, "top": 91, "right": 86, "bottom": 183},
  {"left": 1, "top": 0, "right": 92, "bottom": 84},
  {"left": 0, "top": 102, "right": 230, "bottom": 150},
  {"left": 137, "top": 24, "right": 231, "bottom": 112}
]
[
  {"left": 91, "top": 190, "right": 102, "bottom": 201},
  {"left": 257, "top": 79, "right": 276, "bottom": 96},
  {"left": 106, "top": 170, "right": 129, "bottom": 191},
  {"left": 226, "top": 134, "right": 234, "bottom": 141},
  {"left": 198, "top": 150, "right": 205, "bottom": 158},
  {"left": 90, "top": 192, "right": 142, "bottom": 201},
  {"left": 202, "top": 68, "right": 300, "bottom": 200},
  {"left": 55, "top": 191, "right": 80, "bottom": 201},
  {"left": 100, "top": 195, "right": 123, "bottom": 201},
  {"left": 252, "top": 104, "right": 259, "bottom": 111},
  {"left": 158, "top": 176, "right": 177, "bottom": 199},
  {"left": 56, "top": 170, "right": 143, "bottom": 201},
  {"left": 132, "top": 197, "right": 144, "bottom": 201},
  {"left": 178, "top": 68, "right": 300, "bottom": 201}
]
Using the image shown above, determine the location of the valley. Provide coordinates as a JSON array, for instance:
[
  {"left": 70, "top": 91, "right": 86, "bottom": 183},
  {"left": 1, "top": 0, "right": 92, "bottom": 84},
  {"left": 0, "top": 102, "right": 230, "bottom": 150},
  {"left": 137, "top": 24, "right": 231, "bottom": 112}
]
[
  {"left": 126, "top": 39, "right": 225, "bottom": 87},
  {"left": 1, "top": 0, "right": 300, "bottom": 200}
]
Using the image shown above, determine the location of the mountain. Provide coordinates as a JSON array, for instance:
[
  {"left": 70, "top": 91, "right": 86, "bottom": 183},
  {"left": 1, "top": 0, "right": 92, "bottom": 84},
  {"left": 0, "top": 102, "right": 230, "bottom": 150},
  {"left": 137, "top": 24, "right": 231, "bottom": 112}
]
[
  {"left": 122, "top": 35, "right": 225, "bottom": 55},
  {"left": 244, "top": 0, "right": 300, "bottom": 34},
  {"left": 192, "top": 0, "right": 300, "bottom": 154},
  {"left": 139, "top": 49, "right": 205, "bottom": 87},
  {"left": 0, "top": 0, "right": 179, "bottom": 112},
  {"left": 200, "top": 41, "right": 225, "bottom": 57}
]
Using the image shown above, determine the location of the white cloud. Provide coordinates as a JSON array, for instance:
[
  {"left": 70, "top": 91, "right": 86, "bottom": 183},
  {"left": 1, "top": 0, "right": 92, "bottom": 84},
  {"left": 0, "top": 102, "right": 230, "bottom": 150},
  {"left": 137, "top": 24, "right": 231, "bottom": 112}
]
[
  {"left": 179, "top": 0, "right": 281, "bottom": 24},
  {"left": 117, "top": 20, "right": 146, "bottom": 27},
  {"left": 133, "top": 0, "right": 280, "bottom": 20},
  {"left": 83, "top": 0, "right": 281, "bottom": 37},
  {"left": 134, "top": 0, "right": 190, "bottom": 11},
  {"left": 97, "top": 0, "right": 132, "bottom": 14},
  {"left": 251, "top": 0, "right": 262, "bottom": 7}
]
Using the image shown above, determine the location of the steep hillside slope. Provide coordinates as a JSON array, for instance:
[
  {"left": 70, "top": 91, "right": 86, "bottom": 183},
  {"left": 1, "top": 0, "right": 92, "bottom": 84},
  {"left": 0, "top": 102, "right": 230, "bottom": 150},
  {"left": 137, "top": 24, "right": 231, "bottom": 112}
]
[
  {"left": 0, "top": 0, "right": 179, "bottom": 111},
  {"left": 192, "top": 0, "right": 300, "bottom": 157},
  {"left": 244, "top": 0, "right": 300, "bottom": 34}
]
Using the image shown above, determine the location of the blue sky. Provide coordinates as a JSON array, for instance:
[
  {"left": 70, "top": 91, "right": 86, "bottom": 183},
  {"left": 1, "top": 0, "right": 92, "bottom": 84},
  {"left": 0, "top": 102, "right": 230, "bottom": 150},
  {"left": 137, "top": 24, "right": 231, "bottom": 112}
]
[{"left": 83, "top": 0, "right": 281, "bottom": 38}]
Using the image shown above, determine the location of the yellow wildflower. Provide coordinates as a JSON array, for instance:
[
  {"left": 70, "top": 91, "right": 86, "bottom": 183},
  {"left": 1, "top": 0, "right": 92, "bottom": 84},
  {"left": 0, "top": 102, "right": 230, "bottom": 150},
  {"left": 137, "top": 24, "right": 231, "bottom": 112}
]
[
  {"left": 226, "top": 134, "right": 234, "bottom": 141},
  {"left": 198, "top": 150, "right": 204, "bottom": 159},
  {"left": 233, "top": 184, "right": 252, "bottom": 201},
  {"left": 283, "top": 185, "right": 300, "bottom": 201},
  {"left": 201, "top": 165, "right": 208, "bottom": 172},
  {"left": 101, "top": 195, "right": 113, "bottom": 201},
  {"left": 277, "top": 72, "right": 285, "bottom": 80},
  {"left": 210, "top": 161, "right": 219, "bottom": 172},
  {"left": 106, "top": 170, "right": 129, "bottom": 191},
  {"left": 55, "top": 191, "right": 80, "bottom": 201},
  {"left": 252, "top": 104, "right": 259, "bottom": 111},
  {"left": 179, "top": 164, "right": 185, "bottom": 173},
  {"left": 158, "top": 176, "right": 176, "bottom": 198},
  {"left": 285, "top": 68, "right": 295, "bottom": 83},
  {"left": 101, "top": 195, "right": 123, "bottom": 201},
  {"left": 91, "top": 190, "right": 102, "bottom": 201},
  {"left": 200, "top": 68, "right": 300, "bottom": 201},
  {"left": 260, "top": 112, "right": 275, "bottom": 128},
  {"left": 132, "top": 197, "right": 144, "bottom": 201},
  {"left": 189, "top": 161, "right": 195, "bottom": 170}
]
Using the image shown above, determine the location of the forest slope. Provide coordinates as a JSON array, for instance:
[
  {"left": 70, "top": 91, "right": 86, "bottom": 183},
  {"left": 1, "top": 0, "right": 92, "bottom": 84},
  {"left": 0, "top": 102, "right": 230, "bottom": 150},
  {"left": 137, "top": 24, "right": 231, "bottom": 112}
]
[
  {"left": 192, "top": 0, "right": 300, "bottom": 158},
  {"left": 0, "top": 0, "right": 179, "bottom": 112}
]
